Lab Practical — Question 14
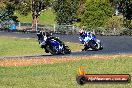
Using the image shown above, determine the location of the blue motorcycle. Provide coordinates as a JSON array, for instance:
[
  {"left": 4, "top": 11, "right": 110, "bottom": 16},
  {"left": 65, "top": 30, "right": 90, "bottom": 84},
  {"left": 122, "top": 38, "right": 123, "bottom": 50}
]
[
  {"left": 37, "top": 31, "right": 71, "bottom": 55},
  {"left": 79, "top": 34, "right": 103, "bottom": 51}
]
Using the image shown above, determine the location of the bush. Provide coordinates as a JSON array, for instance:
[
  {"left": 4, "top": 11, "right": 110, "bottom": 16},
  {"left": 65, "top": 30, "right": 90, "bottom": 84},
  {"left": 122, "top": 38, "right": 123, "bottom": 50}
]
[
  {"left": 105, "top": 16, "right": 123, "bottom": 35},
  {"left": 81, "top": 0, "right": 113, "bottom": 28},
  {"left": 121, "top": 28, "right": 132, "bottom": 36}
]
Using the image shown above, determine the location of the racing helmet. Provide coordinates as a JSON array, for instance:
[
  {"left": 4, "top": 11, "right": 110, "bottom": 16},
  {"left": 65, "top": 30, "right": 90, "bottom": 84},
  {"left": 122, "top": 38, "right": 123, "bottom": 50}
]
[{"left": 79, "top": 29, "right": 85, "bottom": 36}]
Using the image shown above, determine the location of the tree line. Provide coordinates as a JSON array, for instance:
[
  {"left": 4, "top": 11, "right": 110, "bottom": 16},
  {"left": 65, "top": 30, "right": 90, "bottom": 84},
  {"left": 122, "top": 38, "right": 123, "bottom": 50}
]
[{"left": 0, "top": 0, "right": 132, "bottom": 28}]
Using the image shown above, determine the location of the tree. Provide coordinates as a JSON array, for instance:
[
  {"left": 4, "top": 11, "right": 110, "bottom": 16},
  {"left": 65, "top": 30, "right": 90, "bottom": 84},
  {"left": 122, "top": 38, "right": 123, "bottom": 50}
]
[
  {"left": 0, "top": 0, "right": 16, "bottom": 21},
  {"left": 53, "top": 0, "right": 80, "bottom": 25},
  {"left": 31, "top": 0, "right": 49, "bottom": 28},
  {"left": 77, "top": 0, "right": 87, "bottom": 16},
  {"left": 81, "top": 0, "right": 113, "bottom": 28},
  {"left": 114, "top": 0, "right": 132, "bottom": 28},
  {"left": 0, "top": 1, "right": 6, "bottom": 10},
  {"left": 105, "top": 16, "right": 123, "bottom": 30},
  {"left": 118, "top": 0, "right": 132, "bottom": 20},
  {"left": 109, "top": 0, "right": 122, "bottom": 6},
  {"left": 0, "top": 0, "right": 50, "bottom": 29},
  {"left": 109, "top": 0, "right": 122, "bottom": 15}
]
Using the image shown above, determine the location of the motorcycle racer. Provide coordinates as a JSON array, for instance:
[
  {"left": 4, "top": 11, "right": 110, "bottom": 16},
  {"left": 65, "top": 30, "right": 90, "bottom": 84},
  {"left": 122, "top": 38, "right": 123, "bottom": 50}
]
[
  {"left": 79, "top": 29, "right": 96, "bottom": 51},
  {"left": 37, "top": 31, "right": 47, "bottom": 47},
  {"left": 37, "top": 31, "right": 64, "bottom": 53}
]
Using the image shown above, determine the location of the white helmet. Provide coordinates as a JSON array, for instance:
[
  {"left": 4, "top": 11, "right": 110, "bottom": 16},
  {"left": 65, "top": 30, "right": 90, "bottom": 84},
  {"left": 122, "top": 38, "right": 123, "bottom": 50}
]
[{"left": 79, "top": 29, "right": 85, "bottom": 36}]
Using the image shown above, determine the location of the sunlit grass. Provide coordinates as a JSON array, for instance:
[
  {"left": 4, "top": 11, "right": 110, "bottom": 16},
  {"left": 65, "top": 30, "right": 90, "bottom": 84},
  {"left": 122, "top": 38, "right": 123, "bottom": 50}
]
[
  {"left": 0, "top": 36, "right": 44, "bottom": 56},
  {"left": 0, "top": 57, "right": 132, "bottom": 88}
]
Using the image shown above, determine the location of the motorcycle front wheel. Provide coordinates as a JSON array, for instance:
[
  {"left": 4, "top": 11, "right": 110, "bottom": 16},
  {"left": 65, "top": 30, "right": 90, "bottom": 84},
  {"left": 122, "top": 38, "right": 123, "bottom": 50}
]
[
  {"left": 88, "top": 40, "right": 98, "bottom": 51},
  {"left": 46, "top": 45, "right": 57, "bottom": 55},
  {"left": 63, "top": 46, "right": 71, "bottom": 54}
]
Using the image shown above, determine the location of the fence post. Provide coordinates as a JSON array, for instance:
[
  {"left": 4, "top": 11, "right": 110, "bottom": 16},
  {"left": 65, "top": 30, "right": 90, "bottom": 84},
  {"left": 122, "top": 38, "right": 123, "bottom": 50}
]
[
  {"left": 72, "top": 25, "right": 75, "bottom": 30},
  {"left": 35, "top": 23, "right": 38, "bottom": 31},
  {"left": 72, "top": 25, "right": 75, "bottom": 34},
  {"left": 18, "top": 22, "right": 21, "bottom": 29},
  {"left": 114, "top": 28, "right": 116, "bottom": 35},
  {"left": 54, "top": 24, "right": 56, "bottom": 32}
]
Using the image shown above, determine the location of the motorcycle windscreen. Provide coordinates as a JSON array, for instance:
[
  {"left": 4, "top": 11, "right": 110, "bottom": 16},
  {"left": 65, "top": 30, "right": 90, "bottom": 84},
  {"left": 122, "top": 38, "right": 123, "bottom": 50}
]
[{"left": 84, "top": 37, "right": 91, "bottom": 43}]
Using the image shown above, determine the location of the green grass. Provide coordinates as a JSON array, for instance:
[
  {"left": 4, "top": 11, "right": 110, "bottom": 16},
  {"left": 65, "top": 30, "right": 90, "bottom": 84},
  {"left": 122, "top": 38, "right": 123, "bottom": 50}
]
[
  {"left": 15, "top": 8, "right": 56, "bottom": 25},
  {"left": 38, "top": 9, "right": 56, "bottom": 25},
  {"left": 0, "top": 57, "right": 132, "bottom": 88},
  {"left": 0, "top": 36, "right": 82, "bottom": 57},
  {"left": 65, "top": 42, "right": 83, "bottom": 52},
  {"left": 0, "top": 36, "right": 44, "bottom": 56}
]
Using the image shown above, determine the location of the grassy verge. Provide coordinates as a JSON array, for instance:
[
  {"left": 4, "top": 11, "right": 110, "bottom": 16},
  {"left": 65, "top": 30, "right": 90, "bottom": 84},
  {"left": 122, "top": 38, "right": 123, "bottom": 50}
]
[
  {"left": 0, "top": 36, "right": 43, "bottom": 56},
  {"left": 0, "top": 36, "right": 83, "bottom": 57},
  {"left": 0, "top": 56, "right": 132, "bottom": 88}
]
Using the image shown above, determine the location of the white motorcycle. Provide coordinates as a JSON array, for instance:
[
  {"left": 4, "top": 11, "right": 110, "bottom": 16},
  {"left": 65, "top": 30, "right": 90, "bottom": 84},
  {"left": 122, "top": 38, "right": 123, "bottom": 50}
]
[{"left": 79, "top": 35, "right": 103, "bottom": 51}]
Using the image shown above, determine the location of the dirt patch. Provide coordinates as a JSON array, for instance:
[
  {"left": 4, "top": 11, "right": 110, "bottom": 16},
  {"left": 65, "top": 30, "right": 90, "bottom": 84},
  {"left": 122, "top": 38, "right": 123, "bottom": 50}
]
[{"left": 0, "top": 54, "right": 132, "bottom": 67}]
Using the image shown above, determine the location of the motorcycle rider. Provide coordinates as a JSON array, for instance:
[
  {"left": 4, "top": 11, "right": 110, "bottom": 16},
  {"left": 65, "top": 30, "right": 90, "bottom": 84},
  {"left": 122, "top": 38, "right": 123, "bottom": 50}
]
[
  {"left": 37, "top": 31, "right": 48, "bottom": 52},
  {"left": 37, "top": 31, "right": 63, "bottom": 53},
  {"left": 79, "top": 28, "right": 96, "bottom": 51}
]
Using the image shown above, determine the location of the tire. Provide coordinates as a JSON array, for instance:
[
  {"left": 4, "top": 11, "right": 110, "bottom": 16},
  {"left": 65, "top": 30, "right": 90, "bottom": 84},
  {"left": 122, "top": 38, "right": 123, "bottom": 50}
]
[
  {"left": 43, "top": 45, "right": 49, "bottom": 53},
  {"left": 46, "top": 45, "right": 57, "bottom": 55},
  {"left": 98, "top": 42, "right": 103, "bottom": 50},
  {"left": 76, "top": 75, "right": 87, "bottom": 85},
  {"left": 88, "top": 40, "right": 98, "bottom": 51},
  {"left": 44, "top": 48, "right": 49, "bottom": 53},
  {"left": 83, "top": 44, "right": 89, "bottom": 51},
  {"left": 63, "top": 46, "right": 71, "bottom": 54}
]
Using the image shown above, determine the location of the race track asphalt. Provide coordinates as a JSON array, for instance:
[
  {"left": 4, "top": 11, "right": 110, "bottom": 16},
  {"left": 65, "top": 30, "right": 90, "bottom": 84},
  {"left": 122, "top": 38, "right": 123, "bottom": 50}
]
[{"left": 0, "top": 31, "right": 132, "bottom": 57}]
